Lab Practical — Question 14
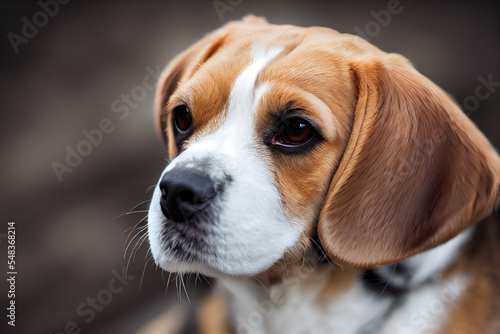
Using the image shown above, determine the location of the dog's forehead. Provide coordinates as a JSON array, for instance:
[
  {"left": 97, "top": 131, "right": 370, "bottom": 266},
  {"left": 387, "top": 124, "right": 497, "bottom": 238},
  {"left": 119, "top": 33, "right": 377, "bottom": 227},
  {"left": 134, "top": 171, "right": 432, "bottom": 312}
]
[
  {"left": 182, "top": 46, "right": 283, "bottom": 154},
  {"left": 176, "top": 44, "right": 279, "bottom": 140},
  {"left": 170, "top": 25, "right": 369, "bottom": 147}
]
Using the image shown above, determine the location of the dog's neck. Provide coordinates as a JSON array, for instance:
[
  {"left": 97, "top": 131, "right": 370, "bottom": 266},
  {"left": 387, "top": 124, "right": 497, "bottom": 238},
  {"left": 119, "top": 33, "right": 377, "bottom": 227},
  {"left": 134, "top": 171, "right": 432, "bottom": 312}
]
[{"left": 219, "top": 227, "right": 476, "bottom": 334}]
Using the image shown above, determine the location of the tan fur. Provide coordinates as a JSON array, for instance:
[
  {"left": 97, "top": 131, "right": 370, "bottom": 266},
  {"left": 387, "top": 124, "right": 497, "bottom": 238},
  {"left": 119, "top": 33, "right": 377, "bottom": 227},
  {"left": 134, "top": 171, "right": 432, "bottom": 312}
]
[
  {"left": 438, "top": 216, "right": 500, "bottom": 333},
  {"left": 439, "top": 274, "right": 492, "bottom": 334},
  {"left": 317, "top": 268, "right": 357, "bottom": 303},
  {"left": 198, "top": 294, "right": 234, "bottom": 334}
]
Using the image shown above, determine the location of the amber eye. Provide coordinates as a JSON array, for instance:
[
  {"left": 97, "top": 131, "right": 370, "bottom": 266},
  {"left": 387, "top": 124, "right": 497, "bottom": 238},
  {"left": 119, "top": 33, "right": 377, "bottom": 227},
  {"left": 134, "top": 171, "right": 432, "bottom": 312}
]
[
  {"left": 273, "top": 117, "right": 315, "bottom": 146},
  {"left": 173, "top": 105, "right": 192, "bottom": 133}
]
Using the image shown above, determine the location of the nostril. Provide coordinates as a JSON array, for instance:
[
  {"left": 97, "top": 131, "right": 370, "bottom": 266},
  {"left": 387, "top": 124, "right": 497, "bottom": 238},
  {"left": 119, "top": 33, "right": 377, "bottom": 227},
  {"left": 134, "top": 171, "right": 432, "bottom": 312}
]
[
  {"left": 160, "top": 186, "right": 168, "bottom": 199},
  {"left": 178, "top": 189, "right": 195, "bottom": 204}
]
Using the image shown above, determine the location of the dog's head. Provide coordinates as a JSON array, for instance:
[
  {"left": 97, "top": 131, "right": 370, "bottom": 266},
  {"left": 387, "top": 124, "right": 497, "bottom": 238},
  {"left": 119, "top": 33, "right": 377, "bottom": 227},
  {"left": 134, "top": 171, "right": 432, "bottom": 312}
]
[{"left": 147, "top": 16, "right": 500, "bottom": 277}]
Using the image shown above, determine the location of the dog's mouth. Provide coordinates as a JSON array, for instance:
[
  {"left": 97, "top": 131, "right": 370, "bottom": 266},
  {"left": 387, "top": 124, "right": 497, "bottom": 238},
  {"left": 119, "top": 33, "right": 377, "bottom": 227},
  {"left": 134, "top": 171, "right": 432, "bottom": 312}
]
[{"left": 159, "top": 211, "right": 218, "bottom": 264}]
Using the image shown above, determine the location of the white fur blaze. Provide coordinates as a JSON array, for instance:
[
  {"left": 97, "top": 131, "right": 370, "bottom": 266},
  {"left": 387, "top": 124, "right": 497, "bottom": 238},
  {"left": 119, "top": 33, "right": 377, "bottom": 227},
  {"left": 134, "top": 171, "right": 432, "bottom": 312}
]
[{"left": 148, "top": 46, "right": 303, "bottom": 276}]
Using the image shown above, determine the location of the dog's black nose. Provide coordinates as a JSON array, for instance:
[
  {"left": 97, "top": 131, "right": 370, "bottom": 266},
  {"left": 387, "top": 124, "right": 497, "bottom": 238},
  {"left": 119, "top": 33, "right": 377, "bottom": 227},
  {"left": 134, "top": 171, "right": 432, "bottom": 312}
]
[{"left": 159, "top": 168, "right": 216, "bottom": 222}]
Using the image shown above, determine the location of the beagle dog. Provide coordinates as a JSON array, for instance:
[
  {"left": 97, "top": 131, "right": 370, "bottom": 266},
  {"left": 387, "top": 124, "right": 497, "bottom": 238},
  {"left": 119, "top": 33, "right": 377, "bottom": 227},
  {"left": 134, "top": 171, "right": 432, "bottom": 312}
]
[{"left": 146, "top": 16, "right": 500, "bottom": 334}]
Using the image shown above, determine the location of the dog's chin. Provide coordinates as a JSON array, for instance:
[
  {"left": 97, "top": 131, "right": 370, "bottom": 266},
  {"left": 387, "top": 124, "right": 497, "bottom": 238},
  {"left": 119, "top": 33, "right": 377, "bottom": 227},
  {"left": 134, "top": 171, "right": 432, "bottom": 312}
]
[
  {"left": 152, "top": 252, "right": 276, "bottom": 278},
  {"left": 154, "top": 258, "right": 228, "bottom": 278}
]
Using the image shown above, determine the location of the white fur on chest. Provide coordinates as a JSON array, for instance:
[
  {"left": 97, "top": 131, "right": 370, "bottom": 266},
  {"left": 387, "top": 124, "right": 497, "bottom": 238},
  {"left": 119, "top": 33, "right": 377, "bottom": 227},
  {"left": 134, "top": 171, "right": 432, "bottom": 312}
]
[
  {"left": 220, "top": 230, "right": 472, "bottom": 334},
  {"left": 221, "top": 271, "right": 468, "bottom": 334}
]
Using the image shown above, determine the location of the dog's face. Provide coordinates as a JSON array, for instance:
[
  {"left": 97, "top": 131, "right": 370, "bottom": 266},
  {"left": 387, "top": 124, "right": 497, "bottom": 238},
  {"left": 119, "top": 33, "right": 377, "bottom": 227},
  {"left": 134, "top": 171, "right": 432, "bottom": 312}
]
[{"left": 148, "top": 17, "right": 500, "bottom": 278}]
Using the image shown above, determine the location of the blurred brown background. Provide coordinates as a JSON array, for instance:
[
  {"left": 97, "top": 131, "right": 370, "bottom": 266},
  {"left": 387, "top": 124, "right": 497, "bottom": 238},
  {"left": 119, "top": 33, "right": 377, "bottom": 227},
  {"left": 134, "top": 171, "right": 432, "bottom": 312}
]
[{"left": 0, "top": 0, "right": 499, "bottom": 333}]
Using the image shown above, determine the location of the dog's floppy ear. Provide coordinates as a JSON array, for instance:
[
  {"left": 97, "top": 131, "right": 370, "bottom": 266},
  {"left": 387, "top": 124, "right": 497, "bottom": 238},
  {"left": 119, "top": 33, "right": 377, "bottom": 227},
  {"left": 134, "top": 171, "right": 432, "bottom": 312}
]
[
  {"left": 153, "top": 28, "right": 230, "bottom": 157},
  {"left": 318, "top": 53, "right": 500, "bottom": 267}
]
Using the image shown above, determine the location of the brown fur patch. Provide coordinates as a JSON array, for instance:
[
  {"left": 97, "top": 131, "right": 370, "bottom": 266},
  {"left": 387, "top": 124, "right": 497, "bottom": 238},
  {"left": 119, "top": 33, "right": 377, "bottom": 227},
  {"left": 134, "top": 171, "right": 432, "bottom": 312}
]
[
  {"left": 317, "top": 268, "right": 357, "bottom": 303},
  {"left": 438, "top": 274, "right": 492, "bottom": 334},
  {"left": 438, "top": 216, "right": 500, "bottom": 333},
  {"left": 198, "top": 294, "right": 234, "bottom": 334}
]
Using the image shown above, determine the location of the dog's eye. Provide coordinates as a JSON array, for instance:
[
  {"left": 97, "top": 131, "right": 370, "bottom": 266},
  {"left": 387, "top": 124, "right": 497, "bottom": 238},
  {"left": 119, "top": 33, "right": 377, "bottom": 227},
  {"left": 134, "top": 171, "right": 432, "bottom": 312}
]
[
  {"left": 173, "top": 105, "right": 192, "bottom": 133},
  {"left": 273, "top": 117, "right": 315, "bottom": 146}
]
